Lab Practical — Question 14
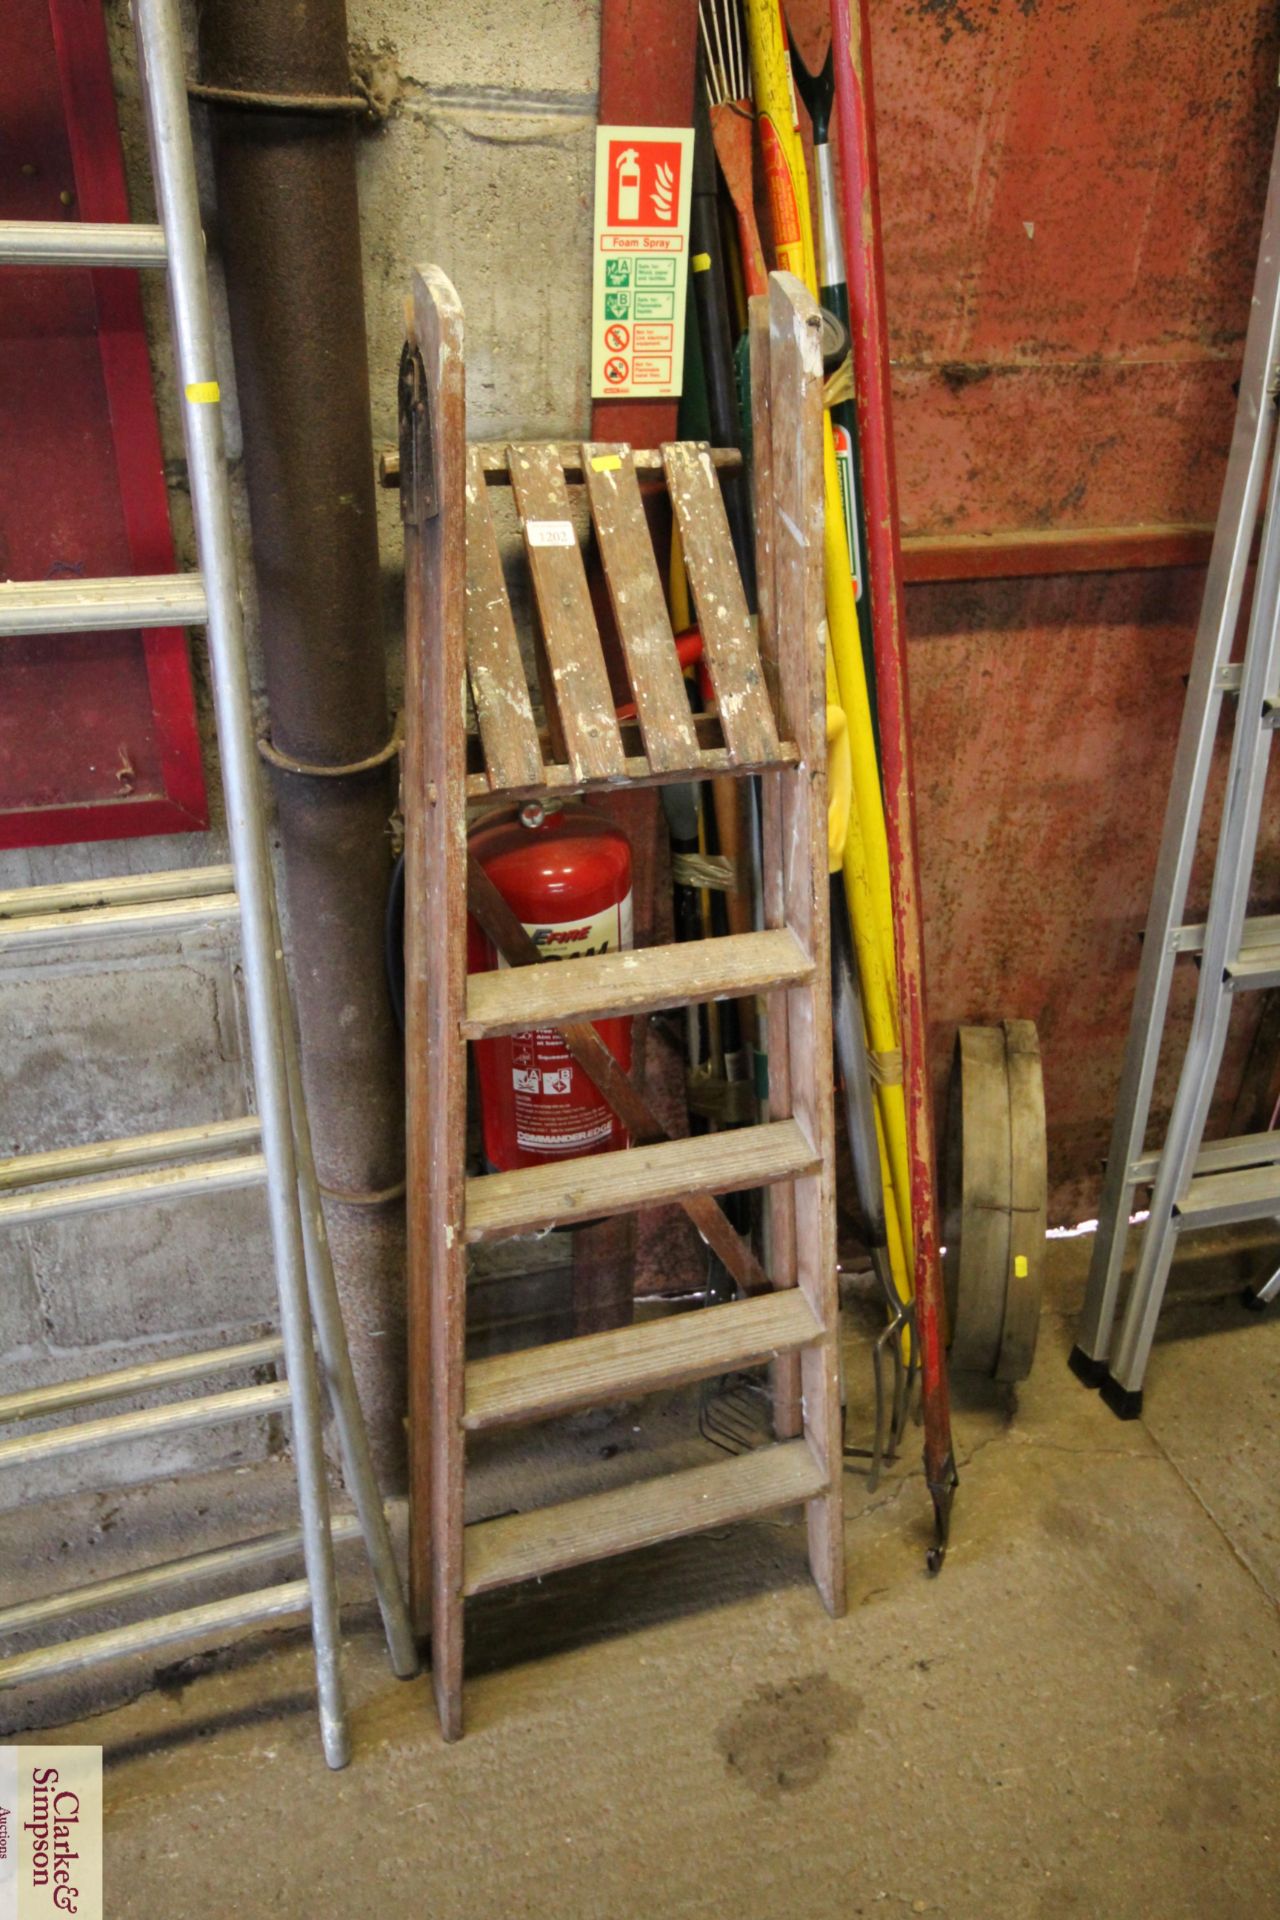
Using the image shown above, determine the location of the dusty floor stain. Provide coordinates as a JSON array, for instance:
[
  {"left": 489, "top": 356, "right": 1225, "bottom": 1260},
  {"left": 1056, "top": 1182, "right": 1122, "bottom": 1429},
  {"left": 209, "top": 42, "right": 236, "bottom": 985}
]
[{"left": 716, "top": 1670, "right": 862, "bottom": 1798}]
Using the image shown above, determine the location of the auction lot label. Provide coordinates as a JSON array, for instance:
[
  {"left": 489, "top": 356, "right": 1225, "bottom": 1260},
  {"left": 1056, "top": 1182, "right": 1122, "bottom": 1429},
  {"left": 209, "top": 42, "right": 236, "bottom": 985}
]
[
  {"left": 0, "top": 1748, "right": 102, "bottom": 1920},
  {"left": 591, "top": 126, "right": 694, "bottom": 401}
]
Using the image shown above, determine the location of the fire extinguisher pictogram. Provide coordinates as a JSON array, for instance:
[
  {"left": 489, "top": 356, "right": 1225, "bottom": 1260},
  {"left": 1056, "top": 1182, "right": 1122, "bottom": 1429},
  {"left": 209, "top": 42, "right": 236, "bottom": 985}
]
[{"left": 467, "top": 803, "right": 633, "bottom": 1172}]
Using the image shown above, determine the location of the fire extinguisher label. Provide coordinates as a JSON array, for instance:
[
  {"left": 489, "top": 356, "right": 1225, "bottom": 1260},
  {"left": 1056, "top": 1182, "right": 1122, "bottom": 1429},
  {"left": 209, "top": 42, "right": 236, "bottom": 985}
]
[
  {"left": 591, "top": 126, "right": 694, "bottom": 401},
  {"left": 506, "top": 892, "right": 634, "bottom": 1153}
]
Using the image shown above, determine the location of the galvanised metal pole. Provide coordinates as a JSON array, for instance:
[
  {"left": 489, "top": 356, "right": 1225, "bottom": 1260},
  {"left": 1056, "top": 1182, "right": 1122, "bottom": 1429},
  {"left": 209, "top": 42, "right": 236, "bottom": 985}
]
[
  {"left": 133, "top": 0, "right": 348, "bottom": 1769},
  {"left": 273, "top": 928, "right": 419, "bottom": 1680}
]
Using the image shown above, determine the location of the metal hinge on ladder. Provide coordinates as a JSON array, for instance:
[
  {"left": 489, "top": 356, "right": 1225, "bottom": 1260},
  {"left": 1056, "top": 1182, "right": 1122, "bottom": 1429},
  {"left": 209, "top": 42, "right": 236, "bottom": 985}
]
[
  {"left": 397, "top": 341, "right": 437, "bottom": 524},
  {"left": 0, "top": 0, "right": 416, "bottom": 1766}
]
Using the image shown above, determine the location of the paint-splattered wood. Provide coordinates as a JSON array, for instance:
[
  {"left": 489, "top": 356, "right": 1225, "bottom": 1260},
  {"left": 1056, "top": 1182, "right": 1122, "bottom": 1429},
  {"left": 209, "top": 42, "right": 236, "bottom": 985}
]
[
  {"left": 581, "top": 443, "right": 698, "bottom": 772},
  {"left": 463, "top": 1440, "right": 825, "bottom": 1596},
  {"left": 662, "top": 441, "right": 781, "bottom": 766},
  {"left": 403, "top": 265, "right": 470, "bottom": 1738},
  {"left": 767, "top": 271, "right": 845, "bottom": 1620},
  {"left": 507, "top": 443, "right": 626, "bottom": 782},
  {"left": 462, "top": 742, "right": 799, "bottom": 803},
  {"left": 749, "top": 293, "right": 801, "bottom": 1442},
  {"left": 464, "top": 445, "right": 543, "bottom": 791}
]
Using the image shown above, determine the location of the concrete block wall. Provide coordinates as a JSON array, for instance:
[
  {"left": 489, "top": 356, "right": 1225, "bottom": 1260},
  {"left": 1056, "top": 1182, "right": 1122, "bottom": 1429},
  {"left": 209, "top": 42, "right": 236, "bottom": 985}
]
[{"left": 0, "top": 0, "right": 600, "bottom": 1505}]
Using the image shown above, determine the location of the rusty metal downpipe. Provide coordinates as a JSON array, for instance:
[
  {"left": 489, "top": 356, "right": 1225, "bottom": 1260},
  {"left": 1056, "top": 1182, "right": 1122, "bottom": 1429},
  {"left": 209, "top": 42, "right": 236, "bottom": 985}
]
[{"left": 195, "top": 1, "right": 406, "bottom": 1479}]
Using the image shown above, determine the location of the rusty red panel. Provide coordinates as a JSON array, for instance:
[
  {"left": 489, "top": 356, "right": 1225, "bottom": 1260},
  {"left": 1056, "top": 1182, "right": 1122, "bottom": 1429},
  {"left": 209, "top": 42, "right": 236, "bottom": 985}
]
[{"left": 834, "top": 0, "right": 1280, "bottom": 1219}]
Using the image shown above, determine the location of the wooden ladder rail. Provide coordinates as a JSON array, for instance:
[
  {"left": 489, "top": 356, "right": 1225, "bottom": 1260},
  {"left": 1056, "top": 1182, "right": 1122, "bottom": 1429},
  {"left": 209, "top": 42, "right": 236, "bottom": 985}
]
[{"left": 402, "top": 264, "right": 845, "bottom": 1740}]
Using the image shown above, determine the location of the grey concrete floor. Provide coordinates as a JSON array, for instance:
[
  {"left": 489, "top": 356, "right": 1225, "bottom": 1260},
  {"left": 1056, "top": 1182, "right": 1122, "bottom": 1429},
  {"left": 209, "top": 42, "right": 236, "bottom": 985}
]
[{"left": 3, "top": 1232, "right": 1278, "bottom": 1919}]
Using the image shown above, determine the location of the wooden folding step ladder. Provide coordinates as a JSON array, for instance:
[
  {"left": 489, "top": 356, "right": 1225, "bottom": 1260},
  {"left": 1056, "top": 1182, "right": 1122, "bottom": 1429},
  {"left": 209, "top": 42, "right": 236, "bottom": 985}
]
[
  {"left": 401, "top": 263, "right": 845, "bottom": 1739},
  {"left": 0, "top": 0, "right": 415, "bottom": 1768}
]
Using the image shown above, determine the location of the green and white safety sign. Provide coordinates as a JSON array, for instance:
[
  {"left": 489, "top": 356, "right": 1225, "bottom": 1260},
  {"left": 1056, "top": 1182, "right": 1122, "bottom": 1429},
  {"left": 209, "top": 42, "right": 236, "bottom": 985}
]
[{"left": 591, "top": 125, "right": 694, "bottom": 401}]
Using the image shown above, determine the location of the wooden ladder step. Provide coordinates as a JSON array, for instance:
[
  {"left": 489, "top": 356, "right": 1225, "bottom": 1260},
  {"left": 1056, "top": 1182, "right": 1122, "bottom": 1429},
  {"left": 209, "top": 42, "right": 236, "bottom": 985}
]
[
  {"left": 463, "top": 1438, "right": 827, "bottom": 1596},
  {"left": 464, "top": 1288, "right": 822, "bottom": 1432},
  {"left": 464, "top": 1117, "right": 819, "bottom": 1242},
  {"left": 462, "top": 927, "right": 813, "bottom": 1038}
]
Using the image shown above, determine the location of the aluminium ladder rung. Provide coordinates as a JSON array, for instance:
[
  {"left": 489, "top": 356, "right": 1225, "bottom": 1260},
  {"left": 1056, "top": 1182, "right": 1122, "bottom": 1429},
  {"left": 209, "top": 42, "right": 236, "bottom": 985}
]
[
  {"left": 0, "top": 219, "right": 168, "bottom": 268},
  {"left": 0, "top": 1115, "right": 260, "bottom": 1193},
  {"left": 463, "top": 1288, "right": 823, "bottom": 1432},
  {"left": 0, "top": 1582, "right": 310, "bottom": 1691},
  {"left": 1131, "top": 1127, "right": 1280, "bottom": 1187},
  {"left": 463, "top": 1438, "right": 827, "bottom": 1596},
  {"left": 0, "top": 864, "right": 239, "bottom": 951},
  {"left": 0, "top": 572, "right": 207, "bottom": 637},
  {"left": 462, "top": 927, "right": 813, "bottom": 1038},
  {"left": 1173, "top": 1159, "right": 1280, "bottom": 1229},
  {"left": 0, "top": 1516, "right": 361, "bottom": 1638},
  {"left": 1225, "top": 944, "right": 1280, "bottom": 990},
  {"left": 0, "top": 864, "right": 234, "bottom": 918},
  {"left": 464, "top": 1117, "right": 820, "bottom": 1242},
  {"left": 0, "top": 1333, "right": 284, "bottom": 1425},
  {"left": 0, "top": 1153, "right": 267, "bottom": 1228},
  {"left": 1172, "top": 911, "right": 1280, "bottom": 956},
  {"left": 0, "top": 1379, "right": 292, "bottom": 1472}
]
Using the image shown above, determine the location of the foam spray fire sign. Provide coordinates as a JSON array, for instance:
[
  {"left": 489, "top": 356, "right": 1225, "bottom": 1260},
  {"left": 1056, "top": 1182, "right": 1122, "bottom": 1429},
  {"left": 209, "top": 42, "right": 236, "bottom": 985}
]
[{"left": 591, "top": 126, "right": 695, "bottom": 401}]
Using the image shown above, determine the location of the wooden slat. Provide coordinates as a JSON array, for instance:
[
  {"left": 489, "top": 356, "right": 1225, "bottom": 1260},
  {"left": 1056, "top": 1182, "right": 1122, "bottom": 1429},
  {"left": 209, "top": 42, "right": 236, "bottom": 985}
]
[
  {"left": 663, "top": 440, "right": 780, "bottom": 765},
  {"left": 380, "top": 443, "right": 745, "bottom": 488},
  {"left": 464, "top": 445, "right": 543, "bottom": 790},
  {"left": 507, "top": 443, "right": 626, "bottom": 782},
  {"left": 465, "top": 742, "right": 799, "bottom": 803},
  {"left": 462, "top": 928, "right": 813, "bottom": 1038},
  {"left": 464, "top": 1289, "right": 822, "bottom": 1431},
  {"left": 465, "top": 1117, "right": 819, "bottom": 1242},
  {"left": 463, "top": 1439, "right": 827, "bottom": 1595},
  {"left": 467, "top": 857, "right": 775, "bottom": 1297},
  {"left": 581, "top": 442, "right": 698, "bottom": 771}
]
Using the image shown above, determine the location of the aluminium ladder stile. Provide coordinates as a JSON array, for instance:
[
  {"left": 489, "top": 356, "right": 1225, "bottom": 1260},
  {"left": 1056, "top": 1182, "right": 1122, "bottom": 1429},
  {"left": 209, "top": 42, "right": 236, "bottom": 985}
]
[
  {"left": 402, "top": 265, "right": 846, "bottom": 1739},
  {"left": 0, "top": 0, "right": 416, "bottom": 1765},
  {"left": 1071, "top": 105, "right": 1280, "bottom": 1416}
]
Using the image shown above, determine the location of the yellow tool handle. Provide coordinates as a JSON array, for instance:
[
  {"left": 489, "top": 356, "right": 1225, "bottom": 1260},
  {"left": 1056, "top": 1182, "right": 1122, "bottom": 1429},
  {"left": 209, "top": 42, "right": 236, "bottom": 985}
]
[{"left": 744, "top": 0, "right": 914, "bottom": 1308}]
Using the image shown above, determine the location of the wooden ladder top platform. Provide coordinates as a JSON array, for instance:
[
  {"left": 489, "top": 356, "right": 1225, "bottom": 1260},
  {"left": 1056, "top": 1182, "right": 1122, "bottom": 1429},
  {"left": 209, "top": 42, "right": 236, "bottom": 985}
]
[{"left": 454, "top": 436, "right": 796, "bottom": 801}]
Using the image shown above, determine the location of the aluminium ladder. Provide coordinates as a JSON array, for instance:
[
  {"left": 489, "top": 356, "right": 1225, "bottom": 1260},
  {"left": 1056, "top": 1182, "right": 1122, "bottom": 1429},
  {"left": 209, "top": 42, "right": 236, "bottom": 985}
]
[
  {"left": 0, "top": 0, "right": 416, "bottom": 1766},
  {"left": 402, "top": 264, "right": 846, "bottom": 1739},
  {"left": 1071, "top": 106, "right": 1280, "bottom": 1416}
]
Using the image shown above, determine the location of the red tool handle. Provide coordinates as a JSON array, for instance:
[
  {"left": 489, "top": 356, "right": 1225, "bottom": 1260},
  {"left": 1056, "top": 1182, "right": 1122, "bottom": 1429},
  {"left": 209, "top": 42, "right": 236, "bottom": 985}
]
[{"left": 830, "top": 0, "right": 957, "bottom": 1560}]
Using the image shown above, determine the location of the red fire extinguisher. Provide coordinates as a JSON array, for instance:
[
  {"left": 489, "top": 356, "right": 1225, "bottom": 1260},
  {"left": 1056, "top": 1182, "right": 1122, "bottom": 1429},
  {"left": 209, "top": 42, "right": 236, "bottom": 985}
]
[{"left": 467, "top": 802, "right": 633, "bottom": 1172}]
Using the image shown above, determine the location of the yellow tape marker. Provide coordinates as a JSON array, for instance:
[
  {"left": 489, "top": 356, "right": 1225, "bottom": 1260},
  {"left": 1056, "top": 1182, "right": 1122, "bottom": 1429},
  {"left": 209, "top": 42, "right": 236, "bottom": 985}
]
[
  {"left": 1014, "top": 1254, "right": 1029, "bottom": 1278},
  {"left": 185, "top": 380, "right": 221, "bottom": 404},
  {"left": 691, "top": 252, "right": 711, "bottom": 272},
  {"left": 591, "top": 453, "right": 622, "bottom": 472}
]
